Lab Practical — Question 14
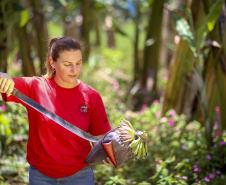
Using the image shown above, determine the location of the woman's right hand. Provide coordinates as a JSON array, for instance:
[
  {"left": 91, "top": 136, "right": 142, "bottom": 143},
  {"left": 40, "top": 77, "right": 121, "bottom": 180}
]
[{"left": 0, "top": 72, "right": 15, "bottom": 96}]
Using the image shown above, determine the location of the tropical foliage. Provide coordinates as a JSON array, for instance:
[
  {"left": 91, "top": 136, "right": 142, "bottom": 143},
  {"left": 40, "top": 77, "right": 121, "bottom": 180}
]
[{"left": 1, "top": 0, "right": 226, "bottom": 184}]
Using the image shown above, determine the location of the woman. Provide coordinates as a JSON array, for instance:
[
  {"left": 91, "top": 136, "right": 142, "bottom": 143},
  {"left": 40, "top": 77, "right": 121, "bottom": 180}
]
[{"left": 0, "top": 37, "right": 112, "bottom": 185}]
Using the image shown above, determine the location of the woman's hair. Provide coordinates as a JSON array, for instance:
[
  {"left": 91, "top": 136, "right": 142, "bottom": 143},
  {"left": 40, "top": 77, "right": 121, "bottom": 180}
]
[{"left": 43, "top": 37, "right": 82, "bottom": 79}]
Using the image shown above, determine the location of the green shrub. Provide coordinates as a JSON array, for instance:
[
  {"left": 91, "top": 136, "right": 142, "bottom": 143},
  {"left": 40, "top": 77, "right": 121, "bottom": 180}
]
[
  {"left": 0, "top": 98, "right": 29, "bottom": 184},
  {"left": 94, "top": 98, "right": 225, "bottom": 184}
]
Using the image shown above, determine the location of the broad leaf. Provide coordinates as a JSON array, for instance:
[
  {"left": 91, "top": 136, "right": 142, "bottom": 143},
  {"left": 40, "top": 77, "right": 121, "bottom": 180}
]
[
  {"left": 20, "top": 9, "right": 29, "bottom": 27},
  {"left": 58, "top": 0, "right": 68, "bottom": 6},
  {"left": 206, "top": 0, "right": 224, "bottom": 32},
  {"left": 196, "top": 0, "right": 224, "bottom": 50},
  {"left": 174, "top": 14, "right": 195, "bottom": 53},
  {"left": 186, "top": 8, "right": 195, "bottom": 41}
]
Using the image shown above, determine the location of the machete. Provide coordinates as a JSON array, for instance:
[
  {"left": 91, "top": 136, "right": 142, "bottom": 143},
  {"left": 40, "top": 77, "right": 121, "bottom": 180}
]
[{"left": 12, "top": 88, "right": 99, "bottom": 142}]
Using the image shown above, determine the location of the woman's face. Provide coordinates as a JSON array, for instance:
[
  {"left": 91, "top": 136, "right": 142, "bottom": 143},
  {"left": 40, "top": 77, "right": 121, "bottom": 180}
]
[{"left": 50, "top": 50, "right": 82, "bottom": 88}]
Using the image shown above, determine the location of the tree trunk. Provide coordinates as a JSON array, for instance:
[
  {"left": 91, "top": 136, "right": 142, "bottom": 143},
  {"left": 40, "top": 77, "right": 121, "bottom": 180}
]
[
  {"left": 160, "top": 3, "right": 178, "bottom": 68},
  {"left": 133, "top": 21, "right": 140, "bottom": 82},
  {"left": 104, "top": 16, "right": 115, "bottom": 49},
  {"left": 142, "top": 0, "right": 165, "bottom": 97},
  {"left": 133, "top": 1, "right": 141, "bottom": 82},
  {"left": 80, "top": 0, "right": 90, "bottom": 63},
  {"left": 93, "top": 11, "right": 101, "bottom": 46},
  {"left": 64, "top": 20, "right": 81, "bottom": 39},
  {"left": 30, "top": 0, "right": 48, "bottom": 75},
  {"left": 16, "top": 25, "right": 36, "bottom": 76},
  {"left": 0, "top": 1, "right": 7, "bottom": 72}
]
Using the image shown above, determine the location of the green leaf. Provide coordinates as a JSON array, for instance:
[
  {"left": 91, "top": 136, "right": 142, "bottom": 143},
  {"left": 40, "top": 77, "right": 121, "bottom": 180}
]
[
  {"left": 196, "top": 0, "right": 223, "bottom": 50},
  {"left": 174, "top": 14, "right": 195, "bottom": 52},
  {"left": 0, "top": 114, "right": 10, "bottom": 126},
  {"left": 20, "top": 9, "right": 29, "bottom": 27},
  {"left": 186, "top": 8, "right": 195, "bottom": 41},
  {"left": 58, "top": 0, "right": 68, "bottom": 6},
  {"left": 206, "top": 0, "right": 224, "bottom": 32},
  {"left": 6, "top": 128, "right": 11, "bottom": 137},
  {"left": 162, "top": 168, "right": 169, "bottom": 177}
]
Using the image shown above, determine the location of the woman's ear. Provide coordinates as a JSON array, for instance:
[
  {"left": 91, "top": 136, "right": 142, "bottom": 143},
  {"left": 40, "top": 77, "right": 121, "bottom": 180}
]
[{"left": 49, "top": 57, "right": 55, "bottom": 68}]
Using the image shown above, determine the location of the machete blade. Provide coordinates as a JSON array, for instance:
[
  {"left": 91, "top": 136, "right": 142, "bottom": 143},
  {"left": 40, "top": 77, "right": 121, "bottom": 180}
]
[{"left": 12, "top": 88, "right": 99, "bottom": 142}]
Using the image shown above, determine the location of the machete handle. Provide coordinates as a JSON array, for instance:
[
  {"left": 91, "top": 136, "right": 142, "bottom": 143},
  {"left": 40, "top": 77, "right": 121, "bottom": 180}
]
[{"left": 12, "top": 88, "right": 18, "bottom": 96}]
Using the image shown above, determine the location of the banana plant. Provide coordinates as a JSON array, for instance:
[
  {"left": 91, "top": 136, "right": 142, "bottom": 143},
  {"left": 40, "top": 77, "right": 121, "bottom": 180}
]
[{"left": 173, "top": 0, "right": 224, "bottom": 147}]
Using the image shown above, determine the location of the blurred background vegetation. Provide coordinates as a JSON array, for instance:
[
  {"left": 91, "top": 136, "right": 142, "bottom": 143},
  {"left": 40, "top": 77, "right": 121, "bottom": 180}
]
[{"left": 1, "top": 0, "right": 226, "bottom": 184}]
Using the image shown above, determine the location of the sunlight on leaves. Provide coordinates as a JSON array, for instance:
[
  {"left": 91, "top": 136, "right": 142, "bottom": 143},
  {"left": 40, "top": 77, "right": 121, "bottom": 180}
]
[{"left": 20, "top": 9, "right": 29, "bottom": 27}]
